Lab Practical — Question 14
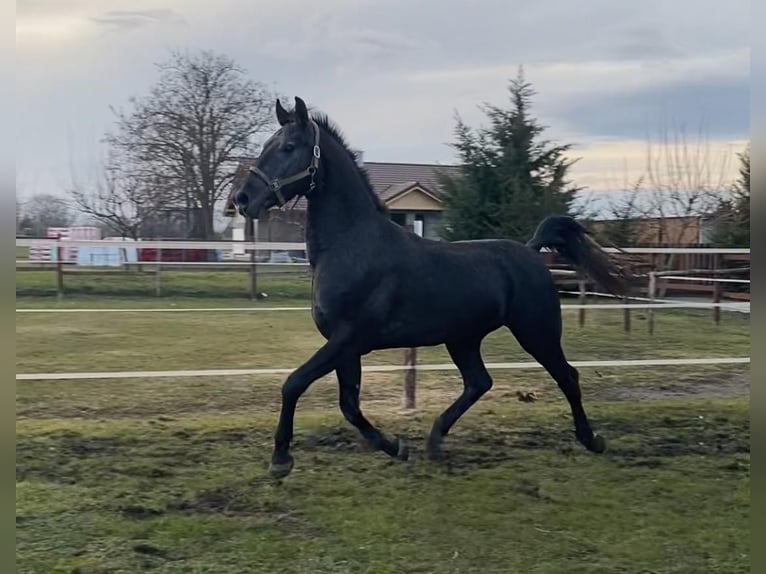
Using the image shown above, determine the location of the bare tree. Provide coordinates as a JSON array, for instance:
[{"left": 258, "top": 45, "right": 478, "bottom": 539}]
[
  {"left": 16, "top": 196, "right": 23, "bottom": 234},
  {"left": 16, "top": 193, "right": 75, "bottom": 236},
  {"left": 69, "top": 161, "right": 153, "bottom": 240},
  {"left": 640, "top": 120, "right": 731, "bottom": 245},
  {"left": 585, "top": 177, "right": 648, "bottom": 247},
  {"left": 589, "top": 121, "right": 734, "bottom": 248},
  {"left": 105, "top": 49, "right": 277, "bottom": 239}
]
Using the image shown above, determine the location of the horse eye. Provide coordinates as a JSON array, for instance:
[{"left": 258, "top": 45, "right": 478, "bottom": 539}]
[{"left": 283, "top": 143, "right": 295, "bottom": 152}]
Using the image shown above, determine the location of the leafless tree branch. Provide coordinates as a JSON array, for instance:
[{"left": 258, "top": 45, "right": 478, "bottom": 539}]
[{"left": 101, "top": 49, "right": 278, "bottom": 239}]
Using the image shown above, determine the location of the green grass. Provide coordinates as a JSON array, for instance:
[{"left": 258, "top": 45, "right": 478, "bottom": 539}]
[
  {"left": 16, "top": 268, "right": 312, "bottom": 299},
  {"left": 16, "top": 282, "right": 751, "bottom": 573},
  {"left": 16, "top": 302, "right": 749, "bottom": 375},
  {"left": 17, "top": 398, "right": 750, "bottom": 573}
]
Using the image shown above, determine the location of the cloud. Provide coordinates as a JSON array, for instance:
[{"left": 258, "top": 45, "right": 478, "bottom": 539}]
[
  {"left": 90, "top": 9, "right": 185, "bottom": 31},
  {"left": 553, "top": 77, "right": 750, "bottom": 140},
  {"left": 14, "top": 0, "right": 751, "bottom": 199},
  {"left": 258, "top": 9, "right": 429, "bottom": 73},
  {"left": 605, "top": 26, "right": 682, "bottom": 61},
  {"left": 563, "top": 138, "right": 749, "bottom": 193}
]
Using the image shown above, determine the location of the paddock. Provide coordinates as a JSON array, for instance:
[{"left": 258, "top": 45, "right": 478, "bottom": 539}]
[{"left": 16, "top": 243, "right": 750, "bottom": 572}]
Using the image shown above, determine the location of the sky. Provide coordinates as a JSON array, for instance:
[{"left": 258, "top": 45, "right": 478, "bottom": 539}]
[{"left": 15, "top": 0, "right": 750, "bottom": 201}]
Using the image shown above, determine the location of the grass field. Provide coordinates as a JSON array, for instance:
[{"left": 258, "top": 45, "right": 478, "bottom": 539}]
[
  {"left": 16, "top": 284, "right": 750, "bottom": 573},
  {"left": 16, "top": 267, "right": 313, "bottom": 300}
]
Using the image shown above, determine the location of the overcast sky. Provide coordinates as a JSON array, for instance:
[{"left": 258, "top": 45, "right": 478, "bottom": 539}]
[{"left": 16, "top": 0, "right": 750, "bottom": 200}]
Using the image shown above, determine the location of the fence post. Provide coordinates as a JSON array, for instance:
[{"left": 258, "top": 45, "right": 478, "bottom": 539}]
[
  {"left": 246, "top": 217, "right": 257, "bottom": 300},
  {"left": 712, "top": 253, "right": 721, "bottom": 324},
  {"left": 623, "top": 296, "right": 631, "bottom": 333},
  {"left": 403, "top": 347, "right": 417, "bottom": 410},
  {"left": 713, "top": 282, "right": 722, "bottom": 325},
  {"left": 403, "top": 222, "right": 421, "bottom": 409},
  {"left": 647, "top": 272, "right": 656, "bottom": 335},
  {"left": 55, "top": 235, "right": 64, "bottom": 299},
  {"left": 155, "top": 239, "right": 162, "bottom": 297},
  {"left": 578, "top": 279, "right": 586, "bottom": 327}
]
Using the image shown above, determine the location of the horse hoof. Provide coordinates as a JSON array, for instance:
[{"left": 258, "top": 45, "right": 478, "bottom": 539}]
[
  {"left": 590, "top": 434, "right": 608, "bottom": 454},
  {"left": 268, "top": 456, "right": 294, "bottom": 479},
  {"left": 426, "top": 442, "right": 444, "bottom": 462},
  {"left": 396, "top": 439, "right": 410, "bottom": 461},
  {"left": 427, "top": 449, "right": 444, "bottom": 462}
]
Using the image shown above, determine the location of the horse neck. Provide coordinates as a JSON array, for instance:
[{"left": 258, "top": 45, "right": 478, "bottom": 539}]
[{"left": 305, "top": 137, "right": 385, "bottom": 263}]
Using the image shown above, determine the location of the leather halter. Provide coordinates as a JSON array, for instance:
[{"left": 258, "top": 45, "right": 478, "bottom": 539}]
[{"left": 248, "top": 120, "right": 321, "bottom": 207}]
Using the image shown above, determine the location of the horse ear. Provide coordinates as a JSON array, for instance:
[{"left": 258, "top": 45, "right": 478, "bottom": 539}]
[
  {"left": 276, "top": 99, "right": 290, "bottom": 126},
  {"left": 294, "top": 96, "right": 309, "bottom": 126}
]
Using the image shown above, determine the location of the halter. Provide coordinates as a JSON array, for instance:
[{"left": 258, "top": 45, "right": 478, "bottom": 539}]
[{"left": 248, "top": 120, "right": 321, "bottom": 208}]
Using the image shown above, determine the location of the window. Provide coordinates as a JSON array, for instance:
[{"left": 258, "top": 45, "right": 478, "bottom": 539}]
[{"left": 391, "top": 212, "right": 406, "bottom": 226}]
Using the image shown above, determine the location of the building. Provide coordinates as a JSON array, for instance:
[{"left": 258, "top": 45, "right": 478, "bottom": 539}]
[
  {"left": 573, "top": 189, "right": 720, "bottom": 246},
  {"left": 588, "top": 215, "right": 715, "bottom": 246},
  {"left": 222, "top": 158, "right": 462, "bottom": 243}
]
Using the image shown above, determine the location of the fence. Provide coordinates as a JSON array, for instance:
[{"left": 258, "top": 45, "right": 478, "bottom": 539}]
[
  {"left": 16, "top": 239, "right": 750, "bottom": 409},
  {"left": 16, "top": 238, "right": 310, "bottom": 300},
  {"left": 17, "top": 238, "right": 750, "bottom": 307}
]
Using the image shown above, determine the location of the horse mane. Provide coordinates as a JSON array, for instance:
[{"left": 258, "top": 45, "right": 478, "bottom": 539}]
[{"left": 307, "top": 111, "right": 389, "bottom": 215}]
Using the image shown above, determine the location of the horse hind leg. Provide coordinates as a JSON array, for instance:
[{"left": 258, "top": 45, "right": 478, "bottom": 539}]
[
  {"left": 427, "top": 339, "right": 493, "bottom": 461},
  {"left": 509, "top": 322, "right": 607, "bottom": 453}
]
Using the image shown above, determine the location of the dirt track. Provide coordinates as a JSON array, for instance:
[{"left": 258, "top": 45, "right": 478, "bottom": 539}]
[{"left": 588, "top": 371, "right": 750, "bottom": 402}]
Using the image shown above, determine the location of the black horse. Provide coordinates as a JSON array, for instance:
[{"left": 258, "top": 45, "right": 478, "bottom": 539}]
[{"left": 233, "top": 97, "right": 627, "bottom": 478}]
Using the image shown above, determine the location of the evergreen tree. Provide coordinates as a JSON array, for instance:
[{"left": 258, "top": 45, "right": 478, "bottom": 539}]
[
  {"left": 439, "top": 68, "right": 580, "bottom": 241},
  {"left": 710, "top": 145, "right": 749, "bottom": 247}
]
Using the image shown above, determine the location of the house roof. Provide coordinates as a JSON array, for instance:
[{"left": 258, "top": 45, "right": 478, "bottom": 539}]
[
  {"left": 223, "top": 159, "right": 462, "bottom": 216},
  {"left": 362, "top": 162, "right": 463, "bottom": 196},
  {"left": 377, "top": 181, "right": 444, "bottom": 204}
]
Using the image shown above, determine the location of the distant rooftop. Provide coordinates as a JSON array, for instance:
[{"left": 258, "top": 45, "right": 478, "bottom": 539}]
[{"left": 224, "top": 159, "right": 462, "bottom": 215}]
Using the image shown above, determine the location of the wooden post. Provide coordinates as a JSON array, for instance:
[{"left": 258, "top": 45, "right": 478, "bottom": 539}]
[
  {"left": 578, "top": 279, "right": 586, "bottom": 328},
  {"left": 712, "top": 254, "right": 721, "bottom": 325},
  {"left": 647, "top": 272, "right": 656, "bottom": 335},
  {"left": 55, "top": 235, "right": 64, "bottom": 299},
  {"left": 403, "top": 221, "right": 421, "bottom": 409},
  {"left": 403, "top": 347, "right": 417, "bottom": 410},
  {"left": 246, "top": 217, "right": 257, "bottom": 300},
  {"left": 623, "top": 296, "right": 631, "bottom": 333},
  {"left": 713, "top": 281, "right": 722, "bottom": 325},
  {"left": 155, "top": 239, "right": 162, "bottom": 297}
]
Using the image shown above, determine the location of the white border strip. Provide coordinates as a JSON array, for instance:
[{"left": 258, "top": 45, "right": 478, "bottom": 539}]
[
  {"left": 16, "top": 302, "right": 750, "bottom": 313},
  {"left": 16, "top": 357, "right": 750, "bottom": 381}
]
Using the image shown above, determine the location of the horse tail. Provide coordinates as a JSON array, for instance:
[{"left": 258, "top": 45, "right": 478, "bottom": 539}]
[{"left": 527, "top": 215, "right": 628, "bottom": 296}]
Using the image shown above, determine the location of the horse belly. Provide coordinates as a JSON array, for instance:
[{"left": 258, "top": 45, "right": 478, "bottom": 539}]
[{"left": 371, "top": 284, "right": 504, "bottom": 349}]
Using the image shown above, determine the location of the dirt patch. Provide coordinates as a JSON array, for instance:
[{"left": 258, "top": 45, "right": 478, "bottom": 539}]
[
  {"left": 437, "top": 426, "right": 578, "bottom": 473},
  {"left": 132, "top": 542, "right": 169, "bottom": 557},
  {"left": 168, "top": 486, "right": 256, "bottom": 516},
  {"left": 118, "top": 504, "right": 165, "bottom": 519},
  {"left": 591, "top": 371, "right": 750, "bottom": 402},
  {"left": 16, "top": 431, "right": 136, "bottom": 484},
  {"left": 57, "top": 432, "right": 130, "bottom": 457},
  {"left": 165, "top": 485, "right": 311, "bottom": 533},
  {"left": 295, "top": 426, "right": 369, "bottom": 453}
]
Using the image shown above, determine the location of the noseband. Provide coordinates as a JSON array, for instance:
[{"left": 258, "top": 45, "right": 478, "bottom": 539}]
[{"left": 248, "top": 120, "right": 321, "bottom": 207}]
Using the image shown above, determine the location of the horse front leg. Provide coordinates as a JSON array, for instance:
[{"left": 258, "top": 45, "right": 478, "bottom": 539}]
[
  {"left": 270, "top": 329, "right": 353, "bottom": 478},
  {"left": 337, "top": 356, "right": 409, "bottom": 461}
]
